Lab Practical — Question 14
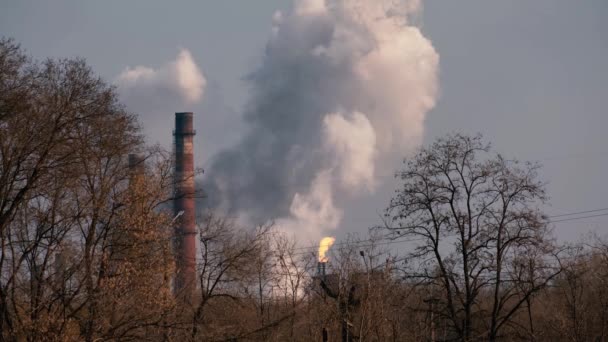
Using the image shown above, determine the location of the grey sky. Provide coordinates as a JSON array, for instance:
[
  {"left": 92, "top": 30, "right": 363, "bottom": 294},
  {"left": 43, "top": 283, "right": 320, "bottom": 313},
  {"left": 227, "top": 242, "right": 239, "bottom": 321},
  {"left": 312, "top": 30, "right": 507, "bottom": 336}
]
[{"left": 1, "top": 0, "right": 606, "bottom": 242}]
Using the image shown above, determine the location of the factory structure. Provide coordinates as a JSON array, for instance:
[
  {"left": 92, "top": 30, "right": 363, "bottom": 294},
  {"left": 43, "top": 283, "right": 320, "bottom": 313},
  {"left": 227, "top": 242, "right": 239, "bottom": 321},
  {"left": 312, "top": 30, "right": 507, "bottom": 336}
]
[
  {"left": 124, "top": 112, "right": 368, "bottom": 341},
  {"left": 131, "top": 112, "right": 338, "bottom": 305},
  {"left": 169, "top": 112, "right": 339, "bottom": 302}
]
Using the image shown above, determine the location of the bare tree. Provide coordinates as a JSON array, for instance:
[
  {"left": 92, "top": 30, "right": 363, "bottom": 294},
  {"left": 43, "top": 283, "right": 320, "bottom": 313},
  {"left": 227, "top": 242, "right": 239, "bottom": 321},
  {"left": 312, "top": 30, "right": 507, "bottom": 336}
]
[
  {"left": 537, "top": 237, "right": 608, "bottom": 342},
  {"left": 0, "top": 38, "right": 177, "bottom": 341},
  {"left": 189, "top": 213, "right": 271, "bottom": 340},
  {"left": 272, "top": 232, "right": 315, "bottom": 340},
  {"left": 382, "top": 134, "right": 561, "bottom": 341}
]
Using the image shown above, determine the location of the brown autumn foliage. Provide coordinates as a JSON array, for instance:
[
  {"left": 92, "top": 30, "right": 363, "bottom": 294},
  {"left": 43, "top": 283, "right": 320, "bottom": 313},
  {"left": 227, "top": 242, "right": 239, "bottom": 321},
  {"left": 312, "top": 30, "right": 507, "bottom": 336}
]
[{"left": 3, "top": 38, "right": 608, "bottom": 342}]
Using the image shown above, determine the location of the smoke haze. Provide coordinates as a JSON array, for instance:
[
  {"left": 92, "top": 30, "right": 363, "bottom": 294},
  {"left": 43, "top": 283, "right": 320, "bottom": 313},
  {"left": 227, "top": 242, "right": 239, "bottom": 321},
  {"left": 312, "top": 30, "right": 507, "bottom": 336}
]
[{"left": 205, "top": 0, "right": 439, "bottom": 241}]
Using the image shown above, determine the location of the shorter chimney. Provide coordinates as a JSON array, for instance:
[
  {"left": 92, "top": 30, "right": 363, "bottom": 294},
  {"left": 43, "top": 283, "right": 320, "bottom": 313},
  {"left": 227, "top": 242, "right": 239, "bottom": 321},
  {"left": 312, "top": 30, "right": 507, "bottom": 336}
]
[{"left": 317, "top": 261, "right": 327, "bottom": 280}]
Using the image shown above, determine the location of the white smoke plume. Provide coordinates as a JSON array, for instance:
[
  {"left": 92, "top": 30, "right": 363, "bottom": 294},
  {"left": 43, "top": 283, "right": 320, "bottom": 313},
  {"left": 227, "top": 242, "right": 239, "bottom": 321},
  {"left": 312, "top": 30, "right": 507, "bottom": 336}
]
[
  {"left": 206, "top": 0, "right": 438, "bottom": 240},
  {"left": 117, "top": 49, "right": 205, "bottom": 104},
  {"left": 323, "top": 111, "right": 376, "bottom": 192},
  {"left": 276, "top": 171, "right": 343, "bottom": 242},
  {"left": 116, "top": 49, "right": 206, "bottom": 146}
]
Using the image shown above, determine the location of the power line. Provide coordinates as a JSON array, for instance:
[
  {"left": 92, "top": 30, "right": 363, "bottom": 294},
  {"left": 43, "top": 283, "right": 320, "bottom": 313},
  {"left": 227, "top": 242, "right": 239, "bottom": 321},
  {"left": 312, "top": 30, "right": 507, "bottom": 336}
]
[
  {"left": 163, "top": 206, "right": 608, "bottom": 259},
  {"left": 188, "top": 209, "right": 608, "bottom": 270},
  {"left": 277, "top": 207, "right": 608, "bottom": 255},
  {"left": 548, "top": 207, "right": 608, "bottom": 218},
  {"left": 548, "top": 213, "right": 608, "bottom": 223},
  {"left": 162, "top": 207, "right": 608, "bottom": 248},
  {"left": 288, "top": 236, "right": 426, "bottom": 257}
]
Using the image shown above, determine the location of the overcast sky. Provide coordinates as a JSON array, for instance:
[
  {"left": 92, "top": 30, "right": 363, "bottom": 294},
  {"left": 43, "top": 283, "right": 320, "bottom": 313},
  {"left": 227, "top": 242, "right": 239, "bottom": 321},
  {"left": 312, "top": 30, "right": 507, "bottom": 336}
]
[{"left": 1, "top": 0, "right": 607, "bottom": 243}]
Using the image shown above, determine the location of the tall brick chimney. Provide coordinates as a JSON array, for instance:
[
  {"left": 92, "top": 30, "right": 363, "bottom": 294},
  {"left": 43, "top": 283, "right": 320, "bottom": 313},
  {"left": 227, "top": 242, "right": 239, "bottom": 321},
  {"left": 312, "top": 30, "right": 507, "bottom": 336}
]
[{"left": 173, "top": 112, "right": 196, "bottom": 299}]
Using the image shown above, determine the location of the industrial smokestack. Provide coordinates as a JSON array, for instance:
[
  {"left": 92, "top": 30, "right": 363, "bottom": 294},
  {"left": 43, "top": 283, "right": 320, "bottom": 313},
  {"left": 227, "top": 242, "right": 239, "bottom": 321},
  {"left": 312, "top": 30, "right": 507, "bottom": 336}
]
[
  {"left": 128, "top": 154, "right": 145, "bottom": 179},
  {"left": 173, "top": 112, "right": 197, "bottom": 299}
]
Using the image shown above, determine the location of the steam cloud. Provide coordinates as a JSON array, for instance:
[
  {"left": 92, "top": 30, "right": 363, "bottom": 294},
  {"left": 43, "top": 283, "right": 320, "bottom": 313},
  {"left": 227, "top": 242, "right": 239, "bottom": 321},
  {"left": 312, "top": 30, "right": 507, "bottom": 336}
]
[
  {"left": 117, "top": 49, "right": 205, "bottom": 104},
  {"left": 205, "top": 0, "right": 439, "bottom": 241},
  {"left": 116, "top": 49, "right": 206, "bottom": 146}
]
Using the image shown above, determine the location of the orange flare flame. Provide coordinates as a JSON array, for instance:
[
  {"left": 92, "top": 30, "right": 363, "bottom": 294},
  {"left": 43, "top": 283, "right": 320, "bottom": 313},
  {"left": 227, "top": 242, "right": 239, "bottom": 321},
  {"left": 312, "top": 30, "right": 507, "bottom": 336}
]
[{"left": 318, "top": 237, "right": 336, "bottom": 262}]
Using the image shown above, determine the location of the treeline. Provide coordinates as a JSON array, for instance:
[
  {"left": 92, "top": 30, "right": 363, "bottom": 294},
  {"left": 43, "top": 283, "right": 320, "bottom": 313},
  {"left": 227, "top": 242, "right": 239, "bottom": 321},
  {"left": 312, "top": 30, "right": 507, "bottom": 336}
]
[{"left": 2, "top": 38, "right": 608, "bottom": 341}]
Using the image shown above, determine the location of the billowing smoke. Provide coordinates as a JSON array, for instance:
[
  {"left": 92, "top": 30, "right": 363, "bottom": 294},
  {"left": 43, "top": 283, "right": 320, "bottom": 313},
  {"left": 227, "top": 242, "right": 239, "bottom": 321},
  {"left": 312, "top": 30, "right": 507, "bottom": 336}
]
[
  {"left": 117, "top": 49, "right": 205, "bottom": 104},
  {"left": 116, "top": 49, "right": 206, "bottom": 146},
  {"left": 205, "top": 0, "right": 439, "bottom": 241}
]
